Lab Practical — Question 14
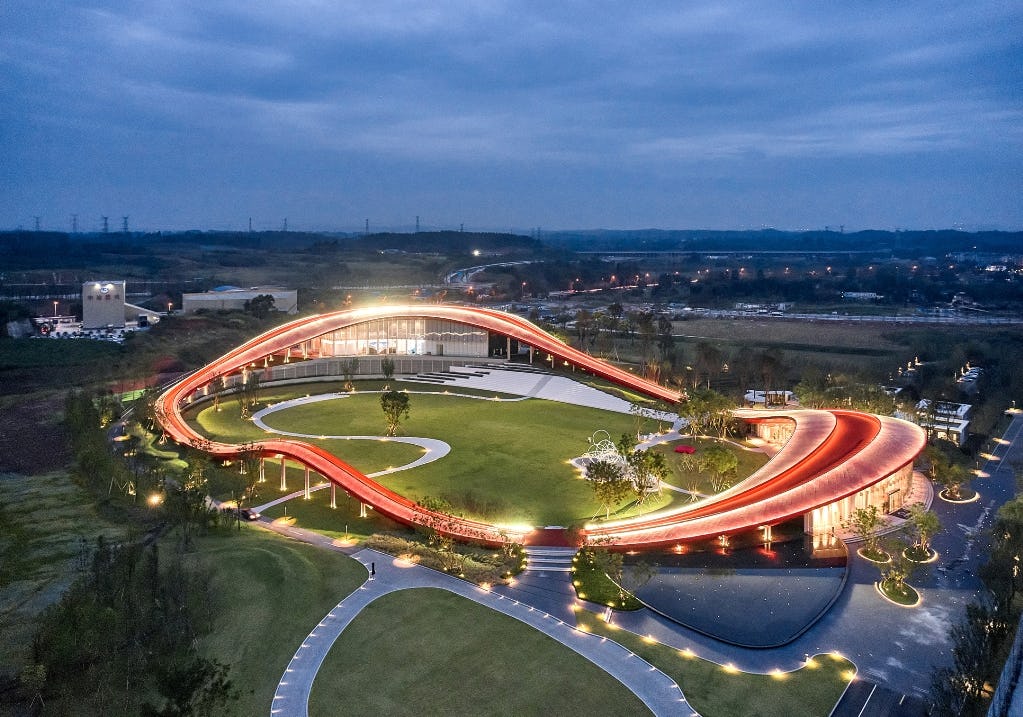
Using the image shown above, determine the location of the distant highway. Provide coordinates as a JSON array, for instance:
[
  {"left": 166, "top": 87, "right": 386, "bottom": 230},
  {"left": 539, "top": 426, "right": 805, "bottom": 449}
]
[
  {"left": 443, "top": 260, "right": 537, "bottom": 286},
  {"left": 682, "top": 308, "right": 1023, "bottom": 325}
]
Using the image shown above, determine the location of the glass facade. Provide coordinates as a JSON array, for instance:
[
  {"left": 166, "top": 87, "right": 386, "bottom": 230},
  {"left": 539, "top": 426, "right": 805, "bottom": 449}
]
[{"left": 314, "top": 317, "right": 488, "bottom": 358}]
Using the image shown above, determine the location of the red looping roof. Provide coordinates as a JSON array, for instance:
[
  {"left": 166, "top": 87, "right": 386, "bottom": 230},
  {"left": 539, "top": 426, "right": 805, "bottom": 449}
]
[{"left": 156, "top": 306, "right": 924, "bottom": 548}]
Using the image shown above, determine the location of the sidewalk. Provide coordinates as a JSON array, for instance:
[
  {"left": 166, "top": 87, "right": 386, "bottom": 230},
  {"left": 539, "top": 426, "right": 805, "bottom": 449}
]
[{"left": 267, "top": 541, "right": 692, "bottom": 717}]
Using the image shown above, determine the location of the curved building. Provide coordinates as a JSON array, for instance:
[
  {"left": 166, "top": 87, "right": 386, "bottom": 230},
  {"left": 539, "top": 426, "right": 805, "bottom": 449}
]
[{"left": 156, "top": 305, "right": 925, "bottom": 548}]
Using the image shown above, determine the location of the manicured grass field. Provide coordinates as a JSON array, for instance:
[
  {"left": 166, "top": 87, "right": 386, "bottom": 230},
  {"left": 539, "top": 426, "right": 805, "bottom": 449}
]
[
  {"left": 309, "top": 588, "right": 651, "bottom": 716},
  {"left": 575, "top": 609, "right": 854, "bottom": 717},
  {"left": 193, "top": 384, "right": 692, "bottom": 526},
  {"left": 652, "top": 437, "right": 770, "bottom": 495},
  {"left": 190, "top": 528, "right": 367, "bottom": 716},
  {"left": 0, "top": 471, "right": 128, "bottom": 673}
]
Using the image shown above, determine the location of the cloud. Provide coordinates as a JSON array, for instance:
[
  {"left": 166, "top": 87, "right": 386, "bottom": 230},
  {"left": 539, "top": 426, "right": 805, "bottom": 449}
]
[{"left": 1, "top": 0, "right": 1020, "bottom": 229}]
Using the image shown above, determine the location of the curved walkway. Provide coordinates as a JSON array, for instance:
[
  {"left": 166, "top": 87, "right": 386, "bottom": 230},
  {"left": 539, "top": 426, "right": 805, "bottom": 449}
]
[{"left": 269, "top": 543, "right": 690, "bottom": 717}]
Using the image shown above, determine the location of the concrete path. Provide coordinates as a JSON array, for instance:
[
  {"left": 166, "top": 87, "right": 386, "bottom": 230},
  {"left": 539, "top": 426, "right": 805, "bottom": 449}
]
[{"left": 269, "top": 545, "right": 692, "bottom": 717}]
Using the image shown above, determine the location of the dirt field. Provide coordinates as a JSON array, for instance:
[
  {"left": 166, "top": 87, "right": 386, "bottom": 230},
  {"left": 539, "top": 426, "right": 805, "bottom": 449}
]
[
  {"left": 0, "top": 394, "right": 70, "bottom": 474},
  {"left": 673, "top": 317, "right": 908, "bottom": 352}
]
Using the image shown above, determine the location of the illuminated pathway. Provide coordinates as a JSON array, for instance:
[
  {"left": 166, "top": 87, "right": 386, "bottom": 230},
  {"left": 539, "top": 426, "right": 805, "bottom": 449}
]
[{"left": 269, "top": 542, "right": 692, "bottom": 717}]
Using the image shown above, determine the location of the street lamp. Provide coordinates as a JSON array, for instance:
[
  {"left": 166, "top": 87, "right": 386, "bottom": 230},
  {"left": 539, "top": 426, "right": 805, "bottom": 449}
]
[
  {"left": 167, "top": 302, "right": 173, "bottom": 315},
  {"left": 52, "top": 300, "right": 58, "bottom": 317}
]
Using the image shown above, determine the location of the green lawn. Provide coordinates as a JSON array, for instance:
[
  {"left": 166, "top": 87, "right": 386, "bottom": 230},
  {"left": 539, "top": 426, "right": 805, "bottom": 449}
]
[
  {"left": 575, "top": 609, "right": 854, "bottom": 717},
  {"left": 190, "top": 528, "right": 367, "bottom": 717},
  {"left": 261, "top": 484, "right": 410, "bottom": 541},
  {"left": 652, "top": 437, "right": 770, "bottom": 495},
  {"left": 0, "top": 472, "right": 128, "bottom": 673},
  {"left": 309, "top": 588, "right": 651, "bottom": 717},
  {"left": 192, "top": 385, "right": 692, "bottom": 526}
]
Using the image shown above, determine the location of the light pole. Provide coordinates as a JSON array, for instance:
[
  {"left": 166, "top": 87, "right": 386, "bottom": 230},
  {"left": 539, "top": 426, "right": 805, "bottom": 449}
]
[
  {"left": 52, "top": 300, "right": 58, "bottom": 317},
  {"left": 167, "top": 302, "right": 173, "bottom": 315}
]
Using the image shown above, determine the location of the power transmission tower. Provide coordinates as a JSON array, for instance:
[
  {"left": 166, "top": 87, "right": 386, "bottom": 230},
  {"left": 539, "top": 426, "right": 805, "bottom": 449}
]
[
  {"left": 122, "top": 216, "right": 129, "bottom": 233},
  {"left": 102, "top": 216, "right": 109, "bottom": 233},
  {"left": 283, "top": 217, "right": 288, "bottom": 232},
  {"left": 365, "top": 218, "right": 369, "bottom": 234},
  {"left": 33, "top": 216, "right": 40, "bottom": 231},
  {"left": 460, "top": 223, "right": 464, "bottom": 232},
  {"left": 248, "top": 217, "right": 252, "bottom": 233},
  {"left": 415, "top": 216, "right": 420, "bottom": 233},
  {"left": 71, "top": 214, "right": 77, "bottom": 233}
]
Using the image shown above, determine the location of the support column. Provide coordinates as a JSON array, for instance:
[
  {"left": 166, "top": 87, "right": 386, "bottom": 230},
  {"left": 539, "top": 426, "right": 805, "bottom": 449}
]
[
  {"left": 528, "top": 346, "right": 534, "bottom": 364},
  {"left": 280, "top": 456, "right": 287, "bottom": 491},
  {"left": 359, "top": 502, "right": 368, "bottom": 518},
  {"left": 304, "top": 466, "right": 310, "bottom": 500},
  {"left": 506, "top": 336, "right": 511, "bottom": 361},
  {"left": 330, "top": 484, "right": 337, "bottom": 509}
]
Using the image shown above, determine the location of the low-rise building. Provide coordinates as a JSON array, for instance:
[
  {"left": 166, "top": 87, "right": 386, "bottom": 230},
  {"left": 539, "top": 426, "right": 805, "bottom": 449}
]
[
  {"left": 181, "top": 286, "right": 298, "bottom": 314},
  {"left": 82, "top": 280, "right": 163, "bottom": 330},
  {"left": 916, "top": 399, "right": 971, "bottom": 445}
]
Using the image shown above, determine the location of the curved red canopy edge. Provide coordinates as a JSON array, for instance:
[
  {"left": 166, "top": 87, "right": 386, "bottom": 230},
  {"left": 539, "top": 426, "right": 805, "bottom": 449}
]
[{"left": 156, "top": 306, "right": 924, "bottom": 548}]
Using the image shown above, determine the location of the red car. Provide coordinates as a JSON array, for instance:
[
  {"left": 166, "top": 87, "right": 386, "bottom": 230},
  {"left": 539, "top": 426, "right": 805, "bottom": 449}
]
[{"left": 674, "top": 445, "right": 696, "bottom": 454}]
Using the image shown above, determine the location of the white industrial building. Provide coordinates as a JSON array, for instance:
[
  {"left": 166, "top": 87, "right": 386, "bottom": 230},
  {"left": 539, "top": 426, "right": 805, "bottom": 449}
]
[{"left": 82, "top": 280, "right": 163, "bottom": 330}]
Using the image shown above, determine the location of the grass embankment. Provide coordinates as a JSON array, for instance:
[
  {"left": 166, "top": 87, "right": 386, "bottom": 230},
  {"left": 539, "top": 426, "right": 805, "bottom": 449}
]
[
  {"left": 191, "top": 386, "right": 689, "bottom": 526},
  {"left": 0, "top": 472, "right": 128, "bottom": 674},
  {"left": 309, "top": 588, "right": 651, "bottom": 717},
  {"left": 575, "top": 609, "right": 855, "bottom": 717},
  {"left": 190, "top": 528, "right": 366, "bottom": 716},
  {"left": 0, "top": 337, "right": 124, "bottom": 395},
  {"left": 570, "top": 548, "right": 643, "bottom": 610}
]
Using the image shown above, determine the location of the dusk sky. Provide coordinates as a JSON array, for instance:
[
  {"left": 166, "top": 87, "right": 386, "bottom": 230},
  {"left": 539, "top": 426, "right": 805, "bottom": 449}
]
[{"left": 2, "top": 1, "right": 1020, "bottom": 233}]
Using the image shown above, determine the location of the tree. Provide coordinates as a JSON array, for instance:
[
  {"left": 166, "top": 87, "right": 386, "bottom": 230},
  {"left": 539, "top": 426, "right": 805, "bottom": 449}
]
[
  {"left": 694, "top": 342, "right": 722, "bottom": 389},
  {"left": 656, "top": 315, "right": 675, "bottom": 363},
  {"left": 236, "top": 443, "right": 262, "bottom": 504},
  {"left": 239, "top": 371, "right": 260, "bottom": 418},
  {"left": 699, "top": 443, "right": 739, "bottom": 493},
  {"left": 682, "top": 388, "right": 734, "bottom": 437},
  {"left": 244, "top": 293, "right": 275, "bottom": 319},
  {"left": 877, "top": 533, "right": 918, "bottom": 600},
  {"left": 589, "top": 547, "right": 624, "bottom": 594},
  {"left": 586, "top": 459, "right": 632, "bottom": 519},
  {"left": 980, "top": 496, "right": 1023, "bottom": 613},
  {"left": 624, "top": 444, "right": 668, "bottom": 505},
  {"left": 380, "top": 390, "right": 411, "bottom": 436},
  {"left": 925, "top": 443, "right": 969, "bottom": 500},
  {"left": 844, "top": 505, "right": 885, "bottom": 559},
  {"left": 574, "top": 309, "right": 595, "bottom": 349},
  {"left": 905, "top": 502, "right": 941, "bottom": 558},
  {"left": 931, "top": 603, "right": 1005, "bottom": 714},
  {"left": 381, "top": 356, "right": 395, "bottom": 381},
  {"left": 341, "top": 357, "right": 360, "bottom": 392},
  {"left": 636, "top": 311, "right": 657, "bottom": 363}
]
